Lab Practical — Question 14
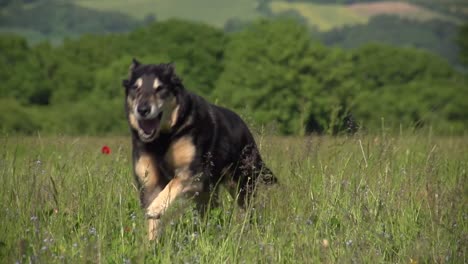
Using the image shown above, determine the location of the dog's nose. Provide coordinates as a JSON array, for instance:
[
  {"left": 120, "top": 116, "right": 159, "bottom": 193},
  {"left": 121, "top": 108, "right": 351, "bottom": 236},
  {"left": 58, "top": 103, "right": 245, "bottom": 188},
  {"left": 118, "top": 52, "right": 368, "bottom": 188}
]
[{"left": 137, "top": 104, "right": 151, "bottom": 117}]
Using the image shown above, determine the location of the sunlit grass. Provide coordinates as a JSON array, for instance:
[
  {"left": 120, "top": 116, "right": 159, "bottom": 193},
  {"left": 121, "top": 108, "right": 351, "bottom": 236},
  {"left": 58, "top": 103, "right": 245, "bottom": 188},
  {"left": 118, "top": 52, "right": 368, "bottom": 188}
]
[
  {"left": 0, "top": 133, "right": 466, "bottom": 262},
  {"left": 269, "top": 2, "right": 369, "bottom": 31},
  {"left": 74, "top": 0, "right": 261, "bottom": 28}
]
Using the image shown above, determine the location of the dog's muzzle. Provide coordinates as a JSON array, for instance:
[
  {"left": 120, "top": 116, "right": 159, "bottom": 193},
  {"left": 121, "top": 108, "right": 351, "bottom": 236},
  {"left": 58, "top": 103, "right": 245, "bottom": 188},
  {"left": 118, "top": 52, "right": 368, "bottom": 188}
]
[{"left": 134, "top": 103, "right": 163, "bottom": 141}]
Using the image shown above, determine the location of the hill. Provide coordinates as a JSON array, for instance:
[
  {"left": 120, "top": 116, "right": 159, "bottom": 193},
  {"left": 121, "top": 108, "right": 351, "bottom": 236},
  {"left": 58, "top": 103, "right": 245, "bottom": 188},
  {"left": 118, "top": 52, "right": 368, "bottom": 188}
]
[
  {"left": 0, "top": 0, "right": 466, "bottom": 66},
  {"left": 269, "top": 1, "right": 462, "bottom": 32},
  {"left": 269, "top": 2, "right": 369, "bottom": 31},
  {"left": 0, "top": 0, "right": 148, "bottom": 44},
  {"left": 74, "top": 0, "right": 262, "bottom": 28}
]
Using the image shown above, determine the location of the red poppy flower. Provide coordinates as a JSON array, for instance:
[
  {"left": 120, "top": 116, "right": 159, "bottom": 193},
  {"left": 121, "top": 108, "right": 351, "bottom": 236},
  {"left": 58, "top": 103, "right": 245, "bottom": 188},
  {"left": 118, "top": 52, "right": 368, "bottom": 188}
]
[{"left": 101, "top": 145, "right": 111, "bottom": 155}]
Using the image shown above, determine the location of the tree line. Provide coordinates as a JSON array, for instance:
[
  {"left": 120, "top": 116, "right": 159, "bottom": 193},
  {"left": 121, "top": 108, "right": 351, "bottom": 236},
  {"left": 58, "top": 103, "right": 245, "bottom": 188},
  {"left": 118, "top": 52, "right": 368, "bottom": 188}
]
[{"left": 0, "top": 19, "right": 466, "bottom": 135}]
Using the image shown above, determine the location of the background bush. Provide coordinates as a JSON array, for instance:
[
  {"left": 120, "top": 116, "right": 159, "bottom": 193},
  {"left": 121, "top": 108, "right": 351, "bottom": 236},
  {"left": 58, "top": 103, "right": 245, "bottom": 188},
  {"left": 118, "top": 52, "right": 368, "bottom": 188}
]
[{"left": 0, "top": 19, "right": 467, "bottom": 135}]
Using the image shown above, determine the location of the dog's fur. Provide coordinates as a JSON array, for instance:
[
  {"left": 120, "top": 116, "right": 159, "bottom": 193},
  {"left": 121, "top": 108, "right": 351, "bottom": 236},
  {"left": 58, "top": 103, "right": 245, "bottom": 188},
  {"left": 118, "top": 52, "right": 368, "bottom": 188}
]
[{"left": 122, "top": 59, "right": 277, "bottom": 240}]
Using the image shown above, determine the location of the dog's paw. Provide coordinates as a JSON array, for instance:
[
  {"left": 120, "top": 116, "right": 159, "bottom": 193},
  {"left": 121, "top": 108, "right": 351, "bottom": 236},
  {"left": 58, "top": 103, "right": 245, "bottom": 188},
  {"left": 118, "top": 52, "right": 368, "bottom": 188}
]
[
  {"left": 148, "top": 218, "right": 161, "bottom": 241},
  {"left": 146, "top": 211, "right": 162, "bottom": 219}
]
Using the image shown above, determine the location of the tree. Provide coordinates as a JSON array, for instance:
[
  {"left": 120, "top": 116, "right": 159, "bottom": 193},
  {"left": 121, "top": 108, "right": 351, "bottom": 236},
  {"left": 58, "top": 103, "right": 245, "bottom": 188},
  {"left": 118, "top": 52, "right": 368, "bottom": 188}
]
[
  {"left": 0, "top": 34, "right": 52, "bottom": 104},
  {"left": 320, "top": 16, "right": 460, "bottom": 67},
  {"left": 215, "top": 19, "right": 327, "bottom": 135},
  {"left": 458, "top": 24, "right": 468, "bottom": 66},
  {"left": 127, "top": 20, "right": 226, "bottom": 97}
]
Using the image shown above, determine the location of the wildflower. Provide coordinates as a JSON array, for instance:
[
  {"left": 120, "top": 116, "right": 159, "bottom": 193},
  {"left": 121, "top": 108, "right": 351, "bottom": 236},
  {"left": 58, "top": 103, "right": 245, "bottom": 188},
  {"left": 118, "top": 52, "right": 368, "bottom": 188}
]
[
  {"left": 130, "top": 212, "right": 136, "bottom": 221},
  {"left": 101, "top": 146, "right": 111, "bottom": 155},
  {"left": 345, "top": 239, "right": 353, "bottom": 247},
  {"left": 89, "top": 227, "right": 97, "bottom": 236},
  {"left": 321, "top": 239, "right": 329, "bottom": 248}
]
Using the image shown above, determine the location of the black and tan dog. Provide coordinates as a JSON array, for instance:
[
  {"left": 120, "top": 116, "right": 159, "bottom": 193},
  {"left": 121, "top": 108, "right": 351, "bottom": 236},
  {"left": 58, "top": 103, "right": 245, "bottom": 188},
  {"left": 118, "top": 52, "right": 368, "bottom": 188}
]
[{"left": 122, "top": 59, "right": 277, "bottom": 240}]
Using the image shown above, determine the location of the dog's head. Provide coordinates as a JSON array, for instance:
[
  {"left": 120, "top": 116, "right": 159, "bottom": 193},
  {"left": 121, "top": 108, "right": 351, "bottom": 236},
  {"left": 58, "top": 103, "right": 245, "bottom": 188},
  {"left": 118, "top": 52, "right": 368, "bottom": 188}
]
[{"left": 123, "top": 58, "right": 183, "bottom": 142}]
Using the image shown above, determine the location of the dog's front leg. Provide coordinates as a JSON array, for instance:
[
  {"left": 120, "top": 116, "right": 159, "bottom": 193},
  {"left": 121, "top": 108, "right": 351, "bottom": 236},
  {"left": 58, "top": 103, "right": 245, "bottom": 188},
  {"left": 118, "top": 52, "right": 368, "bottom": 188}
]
[{"left": 146, "top": 168, "right": 202, "bottom": 239}]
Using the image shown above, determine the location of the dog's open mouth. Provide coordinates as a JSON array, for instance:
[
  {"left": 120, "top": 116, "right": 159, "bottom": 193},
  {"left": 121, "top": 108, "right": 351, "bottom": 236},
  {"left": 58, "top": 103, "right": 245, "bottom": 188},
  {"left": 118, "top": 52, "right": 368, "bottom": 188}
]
[{"left": 138, "top": 112, "right": 163, "bottom": 140}]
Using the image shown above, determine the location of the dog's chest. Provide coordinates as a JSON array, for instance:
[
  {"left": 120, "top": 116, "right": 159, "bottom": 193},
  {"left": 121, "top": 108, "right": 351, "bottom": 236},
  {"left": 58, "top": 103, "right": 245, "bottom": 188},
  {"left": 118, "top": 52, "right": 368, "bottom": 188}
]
[
  {"left": 158, "top": 136, "right": 196, "bottom": 179},
  {"left": 163, "top": 136, "right": 195, "bottom": 170},
  {"left": 134, "top": 136, "right": 196, "bottom": 184}
]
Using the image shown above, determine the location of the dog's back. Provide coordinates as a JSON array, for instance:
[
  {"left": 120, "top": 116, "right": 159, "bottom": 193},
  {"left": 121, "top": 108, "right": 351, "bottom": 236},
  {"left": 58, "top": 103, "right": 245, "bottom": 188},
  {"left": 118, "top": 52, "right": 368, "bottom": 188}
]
[{"left": 179, "top": 92, "right": 277, "bottom": 206}]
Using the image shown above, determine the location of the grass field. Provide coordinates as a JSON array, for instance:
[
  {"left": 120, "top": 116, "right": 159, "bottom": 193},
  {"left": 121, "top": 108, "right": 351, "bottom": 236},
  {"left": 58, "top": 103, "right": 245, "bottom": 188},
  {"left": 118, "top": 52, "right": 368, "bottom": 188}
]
[
  {"left": 269, "top": 1, "right": 460, "bottom": 32},
  {"left": 74, "top": 0, "right": 261, "bottom": 28},
  {"left": 270, "top": 2, "right": 369, "bottom": 31},
  {"left": 0, "top": 133, "right": 466, "bottom": 263}
]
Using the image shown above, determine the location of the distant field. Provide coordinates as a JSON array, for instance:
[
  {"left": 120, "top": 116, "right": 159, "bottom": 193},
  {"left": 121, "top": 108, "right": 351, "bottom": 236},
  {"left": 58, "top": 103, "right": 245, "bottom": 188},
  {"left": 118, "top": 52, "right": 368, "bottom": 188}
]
[
  {"left": 407, "top": 0, "right": 468, "bottom": 18},
  {"left": 74, "top": 0, "right": 261, "bottom": 27},
  {"left": 348, "top": 1, "right": 461, "bottom": 24},
  {"left": 270, "top": 2, "right": 369, "bottom": 31},
  {"left": 0, "top": 134, "right": 466, "bottom": 262},
  {"left": 270, "top": 1, "right": 461, "bottom": 32}
]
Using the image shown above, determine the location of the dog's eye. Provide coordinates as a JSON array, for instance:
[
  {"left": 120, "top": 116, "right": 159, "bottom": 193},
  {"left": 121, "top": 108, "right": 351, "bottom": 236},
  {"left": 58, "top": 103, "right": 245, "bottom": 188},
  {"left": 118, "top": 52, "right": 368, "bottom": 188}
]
[{"left": 154, "top": 85, "right": 164, "bottom": 92}]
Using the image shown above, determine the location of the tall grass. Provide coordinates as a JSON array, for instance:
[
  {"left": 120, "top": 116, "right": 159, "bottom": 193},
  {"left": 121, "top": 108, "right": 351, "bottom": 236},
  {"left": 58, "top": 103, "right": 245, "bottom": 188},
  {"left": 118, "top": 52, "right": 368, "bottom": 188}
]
[{"left": 0, "top": 133, "right": 466, "bottom": 263}]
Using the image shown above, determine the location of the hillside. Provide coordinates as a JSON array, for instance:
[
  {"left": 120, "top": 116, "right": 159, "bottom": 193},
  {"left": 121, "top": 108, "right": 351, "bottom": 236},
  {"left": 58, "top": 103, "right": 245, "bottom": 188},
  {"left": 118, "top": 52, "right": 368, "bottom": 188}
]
[
  {"left": 269, "top": 2, "right": 369, "bottom": 31},
  {"left": 75, "top": 0, "right": 262, "bottom": 28},
  {"left": 0, "top": 0, "right": 466, "bottom": 66},
  {"left": 0, "top": 0, "right": 147, "bottom": 44},
  {"left": 75, "top": 0, "right": 465, "bottom": 31},
  {"left": 270, "top": 1, "right": 462, "bottom": 32}
]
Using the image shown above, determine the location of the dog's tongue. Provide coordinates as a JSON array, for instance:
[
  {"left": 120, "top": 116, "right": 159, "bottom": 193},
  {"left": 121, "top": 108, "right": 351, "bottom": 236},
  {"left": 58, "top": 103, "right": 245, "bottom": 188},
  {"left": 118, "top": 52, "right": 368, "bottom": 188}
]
[{"left": 139, "top": 118, "right": 159, "bottom": 135}]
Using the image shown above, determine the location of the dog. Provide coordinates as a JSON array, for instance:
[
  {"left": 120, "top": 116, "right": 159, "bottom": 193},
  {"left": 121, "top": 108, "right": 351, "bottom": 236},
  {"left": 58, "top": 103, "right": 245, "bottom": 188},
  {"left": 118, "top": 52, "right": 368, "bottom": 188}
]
[{"left": 122, "top": 59, "right": 277, "bottom": 240}]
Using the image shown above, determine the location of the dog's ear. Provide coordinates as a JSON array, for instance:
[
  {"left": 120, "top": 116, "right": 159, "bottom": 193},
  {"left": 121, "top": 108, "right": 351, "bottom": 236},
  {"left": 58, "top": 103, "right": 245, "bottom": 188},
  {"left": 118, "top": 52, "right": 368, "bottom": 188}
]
[
  {"left": 130, "top": 58, "right": 141, "bottom": 71},
  {"left": 164, "top": 62, "right": 183, "bottom": 90},
  {"left": 123, "top": 58, "right": 140, "bottom": 88},
  {"left": 162, "top": 62, "right": 175, "bottom": 77},
  {"left": 122, "top": 79, "right": 130, "bottom": 88}
]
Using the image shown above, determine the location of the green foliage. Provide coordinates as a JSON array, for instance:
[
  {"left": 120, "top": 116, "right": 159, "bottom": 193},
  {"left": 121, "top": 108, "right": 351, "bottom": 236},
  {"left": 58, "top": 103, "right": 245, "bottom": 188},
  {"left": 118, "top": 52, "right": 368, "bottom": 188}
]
[
  {"left": 0, "top": 99, "right": 41, "bottom": 134},
  {"left": 216, "top": 20, "right": 465, "bottom": 135},
  {"left": 353, "top": 79, "right": 468, "bottom": 133},
  {"left": 127, "top": 20, "right": 226, "bottom": 96},
  {"left": 409, "top": 0, "right": 468, "bottom": 21},
  {"left": 351, "top": 43, "right": 455, "bottom": 87},
  {"left": 0, "top": 20, "right": 226, "bottom": 135},
  {"left": 0, "top": 0, "right": 145, "bottom": 41},
  {"left": 1, "top": 0, "right": 463, "bottom": 71},
  {"left": 216, "top": 19, "right": 320, "bottom": 135},
  {"left": 0, "top": 19, "right": 465, "bottom": 135},
  {"left": 319, "top": 16, "right": 462, "bottom": 66},
  {"left": 458, "top": 24, "right": 468, "bottom": 66},
  {"left": 0, "top": 34, "right": 52, "bottom": 104}
]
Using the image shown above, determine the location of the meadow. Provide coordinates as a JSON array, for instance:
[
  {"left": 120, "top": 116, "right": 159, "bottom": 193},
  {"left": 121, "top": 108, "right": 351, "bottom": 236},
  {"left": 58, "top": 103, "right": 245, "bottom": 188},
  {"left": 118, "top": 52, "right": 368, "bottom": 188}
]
[
  {"left": 74, "top": 0, "right": 462, "bottom": 31},
  {"left": 0, "top": 132, "right": 466, "bottom": 263},
  {"left": 74, "top": 0, "right": 261, "bottom": 28},
  {"left": 269, "top": 2, "right": 369, "bottom": 31}
]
